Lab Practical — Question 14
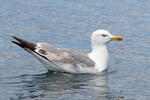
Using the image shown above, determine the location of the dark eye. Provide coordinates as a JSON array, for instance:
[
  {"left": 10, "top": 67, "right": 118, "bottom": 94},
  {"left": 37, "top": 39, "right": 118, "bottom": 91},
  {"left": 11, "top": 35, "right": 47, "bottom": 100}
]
[{"left": 101, "top": 34, "right": 108, "bottom": 37}]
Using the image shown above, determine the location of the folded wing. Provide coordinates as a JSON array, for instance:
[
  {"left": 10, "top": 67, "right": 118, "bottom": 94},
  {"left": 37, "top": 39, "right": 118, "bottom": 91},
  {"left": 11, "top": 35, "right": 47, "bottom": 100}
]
[{"left": 12, "top": 36, "right": 95, "bottom": 73}]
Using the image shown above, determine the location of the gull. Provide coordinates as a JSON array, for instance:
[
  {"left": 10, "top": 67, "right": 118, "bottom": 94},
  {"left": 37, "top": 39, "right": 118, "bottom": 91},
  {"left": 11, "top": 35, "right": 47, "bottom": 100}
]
[{"left": 12, "top": 29, "right": 123, "bottom": 74}]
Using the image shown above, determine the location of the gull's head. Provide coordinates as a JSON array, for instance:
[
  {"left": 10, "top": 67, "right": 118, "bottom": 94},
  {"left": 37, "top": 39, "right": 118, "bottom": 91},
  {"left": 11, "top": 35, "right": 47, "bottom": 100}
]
[{"left": 91, "top": 29, "right": 123, "bottom": 46}]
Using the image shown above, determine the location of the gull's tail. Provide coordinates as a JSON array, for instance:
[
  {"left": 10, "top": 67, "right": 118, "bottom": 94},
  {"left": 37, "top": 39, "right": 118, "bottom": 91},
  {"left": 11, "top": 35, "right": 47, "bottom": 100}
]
[
  {"left": 12, "top": 36, "right": 60, "bottom": 72},
  {"left": 12, "top": 36, "right": 36, "bottom": 51}
]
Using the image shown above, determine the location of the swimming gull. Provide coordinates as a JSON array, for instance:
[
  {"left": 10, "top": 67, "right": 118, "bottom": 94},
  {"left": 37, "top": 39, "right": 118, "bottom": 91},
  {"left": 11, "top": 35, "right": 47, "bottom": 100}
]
[{"left": 12, "top": 29, "right": 123, "bottom": 74}]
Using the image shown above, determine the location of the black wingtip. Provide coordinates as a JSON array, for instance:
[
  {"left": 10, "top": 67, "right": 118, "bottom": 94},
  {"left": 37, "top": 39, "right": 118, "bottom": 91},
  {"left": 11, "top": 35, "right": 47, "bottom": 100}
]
[
  {"left": 12, "top": 36, "right": 36, "bottom": 51},
  {"left": 12, "top": 36, "right": 52, "bottom": 63},
  {"left": 12, "top": 36, "right": 24, "bottom": 43},
  {"left": 12, "top": 41, "right": 24, "bottom": 48},
  {"left": 12, "top": 36, "right": 19, "bottom": 41},
  {"left": 12, "top": 41, "right": 20, "bottom": 45},
  {"left": 12, "top": 35, "right": 16, "bottom": 39}
]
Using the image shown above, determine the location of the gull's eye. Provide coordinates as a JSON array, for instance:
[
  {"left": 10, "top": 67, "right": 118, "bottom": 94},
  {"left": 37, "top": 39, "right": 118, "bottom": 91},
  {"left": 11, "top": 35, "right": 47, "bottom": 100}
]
[{"left": 101, "top": 34, "right": 108, "bottom": 37}]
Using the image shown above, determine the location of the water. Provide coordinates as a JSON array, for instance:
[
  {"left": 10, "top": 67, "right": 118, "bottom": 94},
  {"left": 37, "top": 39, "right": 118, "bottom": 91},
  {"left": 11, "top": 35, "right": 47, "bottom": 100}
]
[{"left": 0, "top": 0, "right": 150, "bottom": 100}]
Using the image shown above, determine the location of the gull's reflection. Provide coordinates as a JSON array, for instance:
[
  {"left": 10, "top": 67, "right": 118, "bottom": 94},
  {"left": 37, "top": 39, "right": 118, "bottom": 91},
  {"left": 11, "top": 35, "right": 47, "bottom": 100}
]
[{"left": 15, "top": 71, "right": 109, "bottom": 100}]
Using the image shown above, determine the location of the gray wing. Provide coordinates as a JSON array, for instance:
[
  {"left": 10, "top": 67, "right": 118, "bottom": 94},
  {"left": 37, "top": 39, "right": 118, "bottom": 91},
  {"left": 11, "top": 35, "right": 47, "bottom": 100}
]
[
  {"left": 36, "top": 43, "right": 95, "bottom": 68},
  {"left": 12, "top": 36, "right": 95, "bottom": 71}
]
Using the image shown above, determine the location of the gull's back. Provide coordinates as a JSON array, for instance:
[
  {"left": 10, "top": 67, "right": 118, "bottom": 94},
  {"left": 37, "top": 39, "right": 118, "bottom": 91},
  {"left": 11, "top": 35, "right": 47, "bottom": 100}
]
[{"left": 35, "top": 43, "right": 95, "bottom": 73}]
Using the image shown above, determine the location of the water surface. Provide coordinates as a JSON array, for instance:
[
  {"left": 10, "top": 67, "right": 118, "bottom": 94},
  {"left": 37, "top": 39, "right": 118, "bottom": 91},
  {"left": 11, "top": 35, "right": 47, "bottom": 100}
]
[{"left": 1, "top": 0, "right": 150, "bottom": 100}]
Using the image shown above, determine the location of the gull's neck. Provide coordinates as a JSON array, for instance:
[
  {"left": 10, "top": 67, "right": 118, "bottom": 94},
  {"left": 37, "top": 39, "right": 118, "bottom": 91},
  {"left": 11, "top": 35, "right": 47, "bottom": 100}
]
[{"left": 88, "top": 45, "right": 108, "bottom": 72}]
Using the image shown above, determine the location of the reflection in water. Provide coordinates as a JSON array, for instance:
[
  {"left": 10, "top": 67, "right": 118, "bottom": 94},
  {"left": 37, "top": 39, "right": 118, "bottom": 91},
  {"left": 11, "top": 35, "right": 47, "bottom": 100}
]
[{"left": 12, "top": 71, "right": 109, "bottom": 100}]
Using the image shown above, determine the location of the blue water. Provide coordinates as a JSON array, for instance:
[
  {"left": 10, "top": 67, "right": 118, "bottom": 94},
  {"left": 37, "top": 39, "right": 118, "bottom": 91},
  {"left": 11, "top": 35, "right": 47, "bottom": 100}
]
[{"left": 1, "top": 0, "right": 150, "bottom": 100}]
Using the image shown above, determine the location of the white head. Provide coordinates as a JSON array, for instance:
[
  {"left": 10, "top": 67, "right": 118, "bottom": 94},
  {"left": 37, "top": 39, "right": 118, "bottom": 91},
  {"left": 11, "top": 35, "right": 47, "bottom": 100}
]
[
  {"left": 91, "top": 29, "right": 123, "bottom": 48},
  {"left": 89, "top": 29, "right": 123, "bottom": 72}
]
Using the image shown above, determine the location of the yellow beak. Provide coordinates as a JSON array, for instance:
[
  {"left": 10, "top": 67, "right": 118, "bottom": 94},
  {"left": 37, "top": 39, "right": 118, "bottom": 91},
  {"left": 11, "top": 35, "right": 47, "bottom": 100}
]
[{"left": 111, "top": 36, "right": 123, "bottom": 41}]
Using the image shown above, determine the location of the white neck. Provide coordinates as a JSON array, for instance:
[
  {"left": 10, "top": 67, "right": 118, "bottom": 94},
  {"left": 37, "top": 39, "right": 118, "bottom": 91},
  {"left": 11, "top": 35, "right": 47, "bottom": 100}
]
[{"left": 88, "top": 45, "right": 108, "bottom": 72}]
